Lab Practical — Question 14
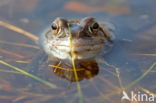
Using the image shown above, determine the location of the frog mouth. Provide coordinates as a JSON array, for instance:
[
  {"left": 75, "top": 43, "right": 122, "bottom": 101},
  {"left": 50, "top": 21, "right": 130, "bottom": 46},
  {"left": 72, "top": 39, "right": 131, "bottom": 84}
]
[
  {"left": 47, "top": 37, "right": 105, "bottom": 60},
  {"left": 54, "top": 38, "right": 104, "bottom": 51}
]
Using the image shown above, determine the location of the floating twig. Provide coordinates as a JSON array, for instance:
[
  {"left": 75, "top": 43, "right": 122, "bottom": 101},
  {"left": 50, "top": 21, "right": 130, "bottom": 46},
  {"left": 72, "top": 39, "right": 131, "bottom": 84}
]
[
  {"left": 0, "top": 20, "right": 39, "bottom": 42},
  {"left": 0, "top": 48, "right": 25, "bottom": 59}
]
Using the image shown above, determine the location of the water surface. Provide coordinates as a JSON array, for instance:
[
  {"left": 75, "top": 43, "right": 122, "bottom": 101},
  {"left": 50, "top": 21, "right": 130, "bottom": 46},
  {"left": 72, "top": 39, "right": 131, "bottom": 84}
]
[{"left": 0, "top": 0, "right": 156, "bottom": 103}]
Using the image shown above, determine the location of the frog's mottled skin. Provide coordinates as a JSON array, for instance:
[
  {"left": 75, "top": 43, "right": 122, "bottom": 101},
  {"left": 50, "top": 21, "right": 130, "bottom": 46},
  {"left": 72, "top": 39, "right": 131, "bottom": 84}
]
[{"left": 40, "top": 17, "right": 113, "bottom": 62}]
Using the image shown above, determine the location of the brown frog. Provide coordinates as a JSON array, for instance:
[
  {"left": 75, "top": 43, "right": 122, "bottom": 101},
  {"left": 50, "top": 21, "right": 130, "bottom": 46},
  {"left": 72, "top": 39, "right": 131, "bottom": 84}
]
[
  {"left": 31, "top": 17, "right": 114, "bottom": 82},
  {"left": 40, "top": 17, "right": 113, "bottom": 62}
]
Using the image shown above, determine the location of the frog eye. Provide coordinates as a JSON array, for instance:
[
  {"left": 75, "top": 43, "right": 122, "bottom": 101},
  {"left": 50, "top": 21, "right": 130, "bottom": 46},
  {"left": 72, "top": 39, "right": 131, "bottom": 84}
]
[
  {"left": 89, "top": 22, "right": 99, "bottom": 33},
  {"left": 51, "top": 23, "right": 57, "bottom": 30},
  {"left": 51, "top": 23, "right": 59, "bottom": 35},
  {"left": 91, "top": 22, "right": 99, "bottom": 29}
]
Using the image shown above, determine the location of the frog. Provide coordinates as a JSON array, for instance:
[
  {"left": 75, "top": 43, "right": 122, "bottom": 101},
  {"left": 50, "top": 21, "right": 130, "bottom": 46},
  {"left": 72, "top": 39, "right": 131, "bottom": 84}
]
[
  {"left": 29, "top": 17, "right": 114, "bottom": 82},
  {"left": 40, "top": 17, "right": 113, "bottom": 61}
]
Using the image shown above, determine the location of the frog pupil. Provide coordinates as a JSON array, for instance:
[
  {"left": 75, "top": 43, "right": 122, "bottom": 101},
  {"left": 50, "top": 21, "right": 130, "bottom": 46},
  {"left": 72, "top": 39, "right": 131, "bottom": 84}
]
[{"left": 51, "top": 23, "right": 57, "bottom": 30}]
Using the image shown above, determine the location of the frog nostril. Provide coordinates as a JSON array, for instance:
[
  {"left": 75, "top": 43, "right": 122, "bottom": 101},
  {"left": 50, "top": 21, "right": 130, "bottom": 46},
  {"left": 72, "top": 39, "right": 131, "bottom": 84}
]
[{"left": 68, "top": 25, "right": 82, "bottom": 37}]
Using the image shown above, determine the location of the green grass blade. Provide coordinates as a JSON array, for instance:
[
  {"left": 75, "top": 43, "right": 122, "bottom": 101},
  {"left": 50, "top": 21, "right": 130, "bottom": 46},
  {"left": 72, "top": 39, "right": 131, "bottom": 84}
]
[
  {"left": 68, "top": 24, "right": 84, "bottom": 103},
  {"left": 0, "top": 60, "right": 57, "bottom": 89},
  {"left": 127, "top": 62, "right": 156, "bottom": 88},
  {"left": 0, "top": 69, "right": 21, "bottom": 74}
]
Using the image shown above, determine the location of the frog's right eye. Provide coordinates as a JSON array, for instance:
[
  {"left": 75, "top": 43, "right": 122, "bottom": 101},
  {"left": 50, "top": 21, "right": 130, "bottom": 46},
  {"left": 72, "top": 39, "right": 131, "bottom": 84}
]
[{"left": 51, "top": 23, "right": 59, "bottom": 35}]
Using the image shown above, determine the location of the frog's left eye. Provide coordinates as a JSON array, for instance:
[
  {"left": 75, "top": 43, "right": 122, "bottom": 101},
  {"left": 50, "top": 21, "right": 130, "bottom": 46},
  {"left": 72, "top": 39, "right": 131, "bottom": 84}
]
[
  {"left": 51, "top": 23, "right": 57, "bottom": 30},
  {"left": 51, "top": 23, "right": 59, "bottom": 35},
  {"left": 89, "top": 22, "right": 99, "bottom": 33}
]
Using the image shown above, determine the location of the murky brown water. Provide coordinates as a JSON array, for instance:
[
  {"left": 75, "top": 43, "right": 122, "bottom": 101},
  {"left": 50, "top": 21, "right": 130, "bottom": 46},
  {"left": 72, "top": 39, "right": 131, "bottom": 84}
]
[{"left": 0, "top": 0, "right": 156, "bottom": 103}]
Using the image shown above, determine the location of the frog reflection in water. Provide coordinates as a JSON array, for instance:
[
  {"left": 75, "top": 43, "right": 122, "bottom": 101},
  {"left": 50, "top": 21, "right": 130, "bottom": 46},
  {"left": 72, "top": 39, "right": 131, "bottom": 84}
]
[{"left": 36, "top": 17, "right": 114, "bottom": 82}]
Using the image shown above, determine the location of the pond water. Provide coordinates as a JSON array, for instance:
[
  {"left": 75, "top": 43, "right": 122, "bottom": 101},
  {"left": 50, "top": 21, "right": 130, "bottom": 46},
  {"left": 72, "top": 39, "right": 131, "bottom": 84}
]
[{"left": 0, "top": 0, "right": 156, "bottom": 103}]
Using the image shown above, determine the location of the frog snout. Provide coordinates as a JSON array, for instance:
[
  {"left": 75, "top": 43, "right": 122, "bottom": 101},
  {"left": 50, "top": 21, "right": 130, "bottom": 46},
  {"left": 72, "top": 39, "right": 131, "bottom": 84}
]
[{"left": 68, "top": 24, "right": 83, "bottom": 37}]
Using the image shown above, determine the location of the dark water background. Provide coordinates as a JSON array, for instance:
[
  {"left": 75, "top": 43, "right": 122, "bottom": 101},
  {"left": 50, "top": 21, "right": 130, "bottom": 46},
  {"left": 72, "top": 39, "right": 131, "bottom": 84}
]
[{"left": 0, "top": 0, "right": 156, "bottom": 103}]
